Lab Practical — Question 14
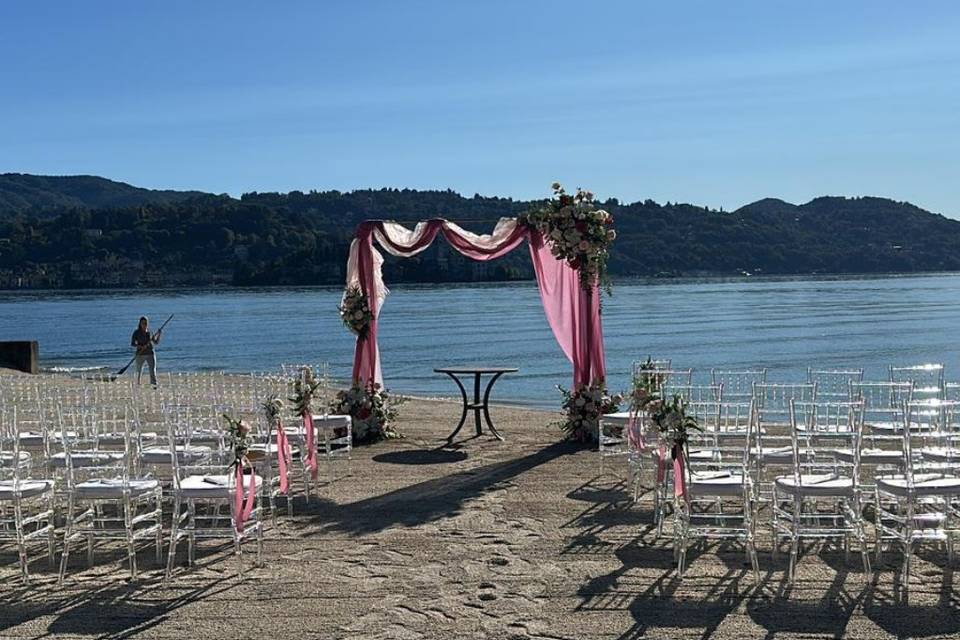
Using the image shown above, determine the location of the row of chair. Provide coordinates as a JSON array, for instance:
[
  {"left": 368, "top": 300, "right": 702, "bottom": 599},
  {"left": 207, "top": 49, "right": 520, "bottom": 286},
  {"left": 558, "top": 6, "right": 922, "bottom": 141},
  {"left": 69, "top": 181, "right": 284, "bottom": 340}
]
[{"left": 0, "top": 365, "right": 351, "bottom": 584}]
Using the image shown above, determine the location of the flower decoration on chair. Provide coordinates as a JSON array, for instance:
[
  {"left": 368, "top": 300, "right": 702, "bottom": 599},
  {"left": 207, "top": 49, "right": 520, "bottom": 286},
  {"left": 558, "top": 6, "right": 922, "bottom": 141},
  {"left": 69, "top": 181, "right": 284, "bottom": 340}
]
[
  {"left": 521, "top": 182, "right": 616, "bottom": 292},
  {"left": 647, "top": 394, "right": 701, "bottom": 463},
  {"left": 262, "top": 394, "right": 283, "bottom": 424},
  {"left": 339, "top": 286, "right": 373, "bottom": 339},
  {"left": 222, "top": 413, "right": 251, "bottom": 470},
  {"left": 329, "top": 382, "right": 404, "bottom": 444},
  {"left": 289, "top": 366, "right": 322, "bottom": 416},
  {"left": 630, "top": 357, "right": 668, "bottom": 410},
  {"left": 558, "top": 383, "right": 623, "bottom": 442}
]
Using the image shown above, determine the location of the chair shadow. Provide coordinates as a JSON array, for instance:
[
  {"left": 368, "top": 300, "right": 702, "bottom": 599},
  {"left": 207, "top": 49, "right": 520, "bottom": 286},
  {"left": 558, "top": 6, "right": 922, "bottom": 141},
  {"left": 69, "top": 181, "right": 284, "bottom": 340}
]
[
  {"left": 0, "top": 575, "right": 233, "bottom": 639},
  {"left": 295, "top": 440, "right": 576, "bottom": 536}
]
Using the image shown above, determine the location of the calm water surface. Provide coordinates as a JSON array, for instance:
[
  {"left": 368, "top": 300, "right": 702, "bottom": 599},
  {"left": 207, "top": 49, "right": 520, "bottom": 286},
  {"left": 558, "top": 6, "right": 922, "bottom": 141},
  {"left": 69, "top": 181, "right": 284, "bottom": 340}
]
[{"left": 1, "top": 274, "right": 959, "bottom": 408}]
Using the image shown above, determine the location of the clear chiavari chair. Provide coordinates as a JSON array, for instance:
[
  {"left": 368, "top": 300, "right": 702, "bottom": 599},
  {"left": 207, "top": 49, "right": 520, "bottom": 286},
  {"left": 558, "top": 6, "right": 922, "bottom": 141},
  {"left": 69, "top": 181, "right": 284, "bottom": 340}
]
[
  {"left": 875, "top": 399, "right": 960, "bottom": 592},
  {"left": 649, "top": 399, "right": 722, "bottom": 537},
  {"left": 674, "top": 400, "right": 760, "bottom": 581},
  {"left": 711, "top": 369, "right": 767, "bottom": 403},
  {"left": 58, "top": 404, "right": 163, "bottom": 581},
  {"left": 808, "top": 368, "right": 863, "bottom": 401},
  {"left": 773, "top": 400, "right": 870, "bottom": 583},
  {"left": 164, "top": 417, "right": 264, "bottom": 582},
  {"left": 890, "top": 363, "right": 945, "bottom": 401},
  {"left": 0, "top": 407, "right": 57, "bottom": 583}
]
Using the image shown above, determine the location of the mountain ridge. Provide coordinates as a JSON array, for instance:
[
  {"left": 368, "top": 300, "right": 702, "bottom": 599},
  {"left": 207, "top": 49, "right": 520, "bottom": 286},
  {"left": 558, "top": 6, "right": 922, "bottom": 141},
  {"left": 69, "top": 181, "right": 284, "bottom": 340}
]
[{"left": 1, "top": 173, "right": 959, "bottom": 289}]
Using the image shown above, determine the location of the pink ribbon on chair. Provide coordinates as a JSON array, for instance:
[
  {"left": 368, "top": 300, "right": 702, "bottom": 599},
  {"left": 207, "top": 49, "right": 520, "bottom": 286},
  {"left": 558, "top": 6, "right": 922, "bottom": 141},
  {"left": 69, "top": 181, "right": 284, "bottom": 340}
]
[
  {"left": 303, "top": 412, "right": 318, "bottom": 479},
  {"left": 626, "top": 407, "right": 646, "bottom": 451},
  {"left": 656, "top": 443, "right": 668, "bottom": 483},
  {"left": 275, "top": 418, "right": 292, "bottom": 495},
  {"left": 672, "top": 445, "right": 688, "bottom": 499},
  {"left": 234, "top": 463, "right": 257, "bottom": 533}
]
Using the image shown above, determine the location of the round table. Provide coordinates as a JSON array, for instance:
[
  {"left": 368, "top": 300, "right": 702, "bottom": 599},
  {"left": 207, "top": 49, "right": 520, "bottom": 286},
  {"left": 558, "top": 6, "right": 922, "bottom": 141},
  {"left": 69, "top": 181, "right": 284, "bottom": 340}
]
[{"left": 434, "top": 366, "right": 518, "bottom": 442}]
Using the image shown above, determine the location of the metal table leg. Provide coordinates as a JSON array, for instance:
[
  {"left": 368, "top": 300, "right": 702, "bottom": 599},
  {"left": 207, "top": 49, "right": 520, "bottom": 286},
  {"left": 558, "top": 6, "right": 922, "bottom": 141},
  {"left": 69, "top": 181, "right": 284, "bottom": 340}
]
[{"left": 444, "top": 372, "right": 470, "bottom": 441}]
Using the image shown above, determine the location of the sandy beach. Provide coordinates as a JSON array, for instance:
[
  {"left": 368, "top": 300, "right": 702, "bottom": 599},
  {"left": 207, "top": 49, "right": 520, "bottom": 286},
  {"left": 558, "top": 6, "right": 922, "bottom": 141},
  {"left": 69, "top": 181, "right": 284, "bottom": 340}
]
[{"left": 2, "top": 372, "right": 960, "bottom": 639}]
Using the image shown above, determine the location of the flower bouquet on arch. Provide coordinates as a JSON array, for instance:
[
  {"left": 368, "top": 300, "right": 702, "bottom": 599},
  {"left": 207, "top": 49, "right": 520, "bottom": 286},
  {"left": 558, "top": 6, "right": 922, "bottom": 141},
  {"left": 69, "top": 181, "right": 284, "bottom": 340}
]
[
  {"left": 329, "top": 381, "right": 405, "bottom": 444},
  {"left": 339, "top": 285, "right": 373, "bottom": 339},
  {"left": 558, "top": 382, "right": 623, "bottom": 442},
  {"left": 520, "top": 182, "right": 616, "bottom": 293}
]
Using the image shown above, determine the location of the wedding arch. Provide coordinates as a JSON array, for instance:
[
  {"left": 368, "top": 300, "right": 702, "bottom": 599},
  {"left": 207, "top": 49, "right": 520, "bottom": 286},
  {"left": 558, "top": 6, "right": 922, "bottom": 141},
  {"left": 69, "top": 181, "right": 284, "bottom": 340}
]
[{"left": 343, "top": 215, "right": 607, "bottom": 391}]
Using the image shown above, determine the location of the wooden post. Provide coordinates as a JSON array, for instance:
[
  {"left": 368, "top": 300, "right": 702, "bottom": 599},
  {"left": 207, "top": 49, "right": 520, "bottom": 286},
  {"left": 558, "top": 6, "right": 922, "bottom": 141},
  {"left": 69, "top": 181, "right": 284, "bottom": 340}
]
[{"left": 0, "top": 341, "right": 39, "bottom": 374}]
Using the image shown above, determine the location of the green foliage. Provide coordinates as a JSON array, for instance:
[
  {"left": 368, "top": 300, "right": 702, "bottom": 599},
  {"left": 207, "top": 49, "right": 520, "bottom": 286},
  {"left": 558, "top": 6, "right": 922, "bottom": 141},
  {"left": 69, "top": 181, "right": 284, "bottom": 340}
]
[{"left": 2, "top": 175, "right": 960, "bottom": 288}]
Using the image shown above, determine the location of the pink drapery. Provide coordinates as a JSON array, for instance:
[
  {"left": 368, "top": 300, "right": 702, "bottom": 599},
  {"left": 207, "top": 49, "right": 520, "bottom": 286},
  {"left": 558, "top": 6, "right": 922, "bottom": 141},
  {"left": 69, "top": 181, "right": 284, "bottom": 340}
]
[{"left": 346, "top": 218, "right": 606, "bottom": 390}]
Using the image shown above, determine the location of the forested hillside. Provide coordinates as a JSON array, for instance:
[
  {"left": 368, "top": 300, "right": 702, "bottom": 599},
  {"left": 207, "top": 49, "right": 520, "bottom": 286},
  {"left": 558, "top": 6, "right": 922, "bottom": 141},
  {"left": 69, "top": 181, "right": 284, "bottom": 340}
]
[{"left": 1, "top": 175, "right": 958, "bottom": 289}]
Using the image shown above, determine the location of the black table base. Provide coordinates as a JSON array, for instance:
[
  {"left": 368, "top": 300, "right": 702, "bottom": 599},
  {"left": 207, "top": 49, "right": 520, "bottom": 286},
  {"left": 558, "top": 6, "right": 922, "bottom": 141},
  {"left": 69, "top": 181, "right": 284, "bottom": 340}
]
[{"left": 435, "top": 367, "right": 517, "bottom": 442}]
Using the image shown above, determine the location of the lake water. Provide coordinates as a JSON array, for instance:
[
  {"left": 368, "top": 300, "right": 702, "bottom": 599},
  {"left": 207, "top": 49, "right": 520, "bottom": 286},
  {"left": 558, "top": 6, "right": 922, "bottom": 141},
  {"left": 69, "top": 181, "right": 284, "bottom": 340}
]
[{"left": 2, "top": 273, "right": 959, "bottom": 408}]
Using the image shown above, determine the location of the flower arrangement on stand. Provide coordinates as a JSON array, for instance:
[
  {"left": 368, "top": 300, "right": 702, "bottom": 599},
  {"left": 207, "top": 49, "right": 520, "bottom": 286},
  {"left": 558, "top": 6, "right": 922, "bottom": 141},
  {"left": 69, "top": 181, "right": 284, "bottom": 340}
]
[
  {"left": 558, "top": 382, "right": 623, "bottom": 442},
  {"left": 521, "top": 182, "right": 616, "bottom": 292},
  {"left": 329, "top": 382, "right": 404, "bottom": 444},
  {"left": 339, "top": 286, "right": 373, "bottom": 339}
]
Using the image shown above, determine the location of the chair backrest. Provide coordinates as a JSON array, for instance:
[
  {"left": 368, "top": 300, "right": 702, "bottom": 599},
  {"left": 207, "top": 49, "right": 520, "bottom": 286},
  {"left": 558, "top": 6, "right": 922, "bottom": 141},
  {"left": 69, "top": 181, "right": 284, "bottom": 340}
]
[
  {"left": 789, "top": 400, "right": 864, "bottom": 483},
  {"left": 631, "top": 358, "right": 672, "bottom": 377},
  {"left": 890, "top": 363, "right": 945, "bottom": 400},
  {"left": 808, "top": 368, "right": 863, "bottom": 401},
  {"left": 711, "top": 369, "right": 766, "bottom": 401},
  {"left": 754, "top": 383, "right": 817, "bottom": 427},
  {"left": 663, "top": 384, "right": 723, "bottom": 403}
]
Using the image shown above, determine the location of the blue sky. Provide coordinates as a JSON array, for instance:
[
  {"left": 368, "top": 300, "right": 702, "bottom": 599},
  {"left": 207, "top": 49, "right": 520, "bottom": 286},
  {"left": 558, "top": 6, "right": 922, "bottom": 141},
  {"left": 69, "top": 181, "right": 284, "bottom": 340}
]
[{"left": 2, "top": 1, "right": 959, "bottom": 215}]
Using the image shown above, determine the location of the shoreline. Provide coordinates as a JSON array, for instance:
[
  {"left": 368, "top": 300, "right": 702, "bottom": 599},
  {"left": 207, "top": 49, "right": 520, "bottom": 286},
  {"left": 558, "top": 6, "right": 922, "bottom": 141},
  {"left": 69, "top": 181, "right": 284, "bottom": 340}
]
[{"left": 4, "top": 269, "right": 960, "bottom": 294}]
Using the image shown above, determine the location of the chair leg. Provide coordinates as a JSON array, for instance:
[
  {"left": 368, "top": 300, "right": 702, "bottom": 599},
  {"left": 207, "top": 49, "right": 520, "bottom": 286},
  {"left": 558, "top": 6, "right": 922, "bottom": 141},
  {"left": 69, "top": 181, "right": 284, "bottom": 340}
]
[
  {"left": 164, "top": 497, "right": 181, "bottom": 584},
  {"left": 13, "top": 503, "right": 29, "bottom": 584},
  {"left": 124, "top": 500, "right": 138, "bottom": 579}
]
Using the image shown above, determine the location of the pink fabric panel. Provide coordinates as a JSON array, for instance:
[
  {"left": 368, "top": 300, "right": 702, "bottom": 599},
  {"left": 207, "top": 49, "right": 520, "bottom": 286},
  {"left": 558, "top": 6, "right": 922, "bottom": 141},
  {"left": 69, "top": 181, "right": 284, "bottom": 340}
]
[{"left": 528, "top": 232, "right": 607, "bottom": 387}]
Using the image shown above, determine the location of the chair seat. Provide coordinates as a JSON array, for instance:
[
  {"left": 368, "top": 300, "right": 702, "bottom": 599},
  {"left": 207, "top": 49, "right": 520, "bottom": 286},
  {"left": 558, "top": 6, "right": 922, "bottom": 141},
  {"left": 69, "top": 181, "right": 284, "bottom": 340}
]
[
  {"left": 247, "top": 443, "right": 301, "bottom": 461},
  {"left": 74, "top": 478, "right": 160, "bottom": 499},
  {"left": 0, "top": 479, "right": 55, "bottom": 500},
  {"left": 653, "top": 448, "right": 716, "bottom": 463},
  {"left": 18, "top": 430, "right": 78, "bottom": 447},
  {"left": 0, "top": 451, "right": 31, "bottom": 467},
  {"left": 50, "top": 451, "right": 125, "bottom": 468},
  {"left": 178, "top": 474, "right": 263, "bottom": 499},
  {"left": 750, "top": 446, "right": 816, "bottom": 462},
  {"left": 94, "top": 432, "right": 159, "bottom": 446},
  {"left": 688, "top": 471, "right": 747, "bottom": 496},
  {"left": 876, "top": 473, "right": 960, "bottom": 497},
  {"left": 834, "top": 448, "right": 902, "bottom": 464},
  {"left": 775, "top": 473, "right": 855, "bottom": 497},
  {"left": 141, "top": 445, "right": 213, "bottom": 465},
  {"left": 920, "top": 447, "right": 960, "bottom": 462},
  {"left": 311, "top": 415, "right": 352, "bottom": 430}
]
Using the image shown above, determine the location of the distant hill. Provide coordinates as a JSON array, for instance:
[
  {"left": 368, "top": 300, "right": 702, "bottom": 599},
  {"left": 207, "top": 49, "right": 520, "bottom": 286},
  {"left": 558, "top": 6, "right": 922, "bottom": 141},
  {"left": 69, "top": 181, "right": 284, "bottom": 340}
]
[
  {"left": 0, "top": 173, "right": 206, "bottom": 216},
  {"left": 0, "top": 173, "right": 958, "bottom": 289}
]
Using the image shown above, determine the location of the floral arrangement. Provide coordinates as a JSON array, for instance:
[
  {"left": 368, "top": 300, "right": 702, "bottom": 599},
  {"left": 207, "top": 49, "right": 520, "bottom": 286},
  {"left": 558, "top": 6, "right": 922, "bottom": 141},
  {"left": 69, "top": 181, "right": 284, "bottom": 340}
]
[
  {"left": 289, "top": 366, "right": 323, "bottom": 416},
  {"left": 339, "top": 286, "right": 373, "bottom": 339},
  {"left": 521, "top": 182, "right": 616, "bottom": 292},
  {"left": 329, "top": 382, "right": 404, "bottom": 444},
  {"left": 630, "top": 357, "right": 668, "bottom": 409},
  {"left": 262, "top": 394, "right": 283, "bottom": 425},
  {"left": 222, "top": 413, "right": 251, "bottom": 470},
  {"left": 558, "top": 382, "right": 623, "bottom": 442},
  {"left": 647, "top": 393, "right": 701, "bottom": 462},
  {"left": 627, "top": 361, "right": 700, "bottom": 461}
]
